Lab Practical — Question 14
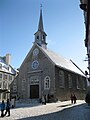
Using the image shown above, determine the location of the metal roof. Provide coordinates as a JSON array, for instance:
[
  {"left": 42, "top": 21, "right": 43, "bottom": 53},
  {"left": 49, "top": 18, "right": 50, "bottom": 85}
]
[{"left": 39, "top": 46, "right": 85, "bottom": 76}]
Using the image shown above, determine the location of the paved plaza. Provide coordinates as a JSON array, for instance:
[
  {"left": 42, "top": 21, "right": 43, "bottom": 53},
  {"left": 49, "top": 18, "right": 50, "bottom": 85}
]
[{"left": 0, "top": 100, "right": 90, "bottom": 120}]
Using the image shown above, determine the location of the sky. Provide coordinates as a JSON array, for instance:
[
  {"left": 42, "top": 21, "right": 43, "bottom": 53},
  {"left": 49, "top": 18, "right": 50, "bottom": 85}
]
[{"left": 0, "top": 0, "right": 88, "bottom": 72}]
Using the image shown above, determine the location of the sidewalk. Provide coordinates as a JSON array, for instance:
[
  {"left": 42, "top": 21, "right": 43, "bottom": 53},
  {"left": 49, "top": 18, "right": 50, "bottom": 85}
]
[{"left": 0, "top": 100, "right": 88, "bottom": 120}]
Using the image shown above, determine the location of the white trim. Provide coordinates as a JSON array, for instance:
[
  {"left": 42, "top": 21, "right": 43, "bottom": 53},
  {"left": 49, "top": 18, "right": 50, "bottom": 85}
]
[{"left": 44, "top": 76, "right": 50, "bottom": 90}]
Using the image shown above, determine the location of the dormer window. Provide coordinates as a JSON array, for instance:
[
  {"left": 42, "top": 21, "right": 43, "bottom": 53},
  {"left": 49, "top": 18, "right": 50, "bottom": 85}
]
[
  {"left": 0, "top": 63, "right": 2, "bottom": 69},
  {"left": 0, "top": 73, "right": 2, "bottom": 80}
]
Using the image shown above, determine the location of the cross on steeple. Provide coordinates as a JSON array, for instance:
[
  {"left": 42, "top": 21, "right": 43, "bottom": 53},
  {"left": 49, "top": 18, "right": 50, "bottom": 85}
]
[{"left": 40, "top": 4, "right": 42, "bottom": 10}]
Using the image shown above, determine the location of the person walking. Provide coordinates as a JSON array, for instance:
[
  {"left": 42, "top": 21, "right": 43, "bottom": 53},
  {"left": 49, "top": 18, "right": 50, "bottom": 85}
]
[
  {"left": 0, "top": 100, "right": 5, "bottom": 117},
  {"left": 4, "top": 99, "right": 11, "bottom": 117},
  {"left": 44, "top": 95, "right": 46, "bottom": 105},
  {"left": 42, "top": 95, "right": 45, "bottom": 104},
  {"left": 70, "top": 94, "right": 73, "bottom": 104},
  {"left": 73, "top": 94, "right": 77, "bottom": 104}
]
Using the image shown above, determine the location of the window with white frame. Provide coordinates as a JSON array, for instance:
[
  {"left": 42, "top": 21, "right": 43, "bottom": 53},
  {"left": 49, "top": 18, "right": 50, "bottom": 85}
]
[
  {"left": 68, "top": 74, "right": 72, "bottom": 88},
  {"left": 9, "top": 75, "right": 13, "bottom": 81},
  {"left": 3, "top": 81, "right": 7, "bottom": 89},
  {"left": 44, "top": 76, "right": 50, "bottom": 89},
  {"left": 0, "top": 73, "right": 2, "bottom": 80},
  {"left": 22, "top": 79, "right": 26, "bottom": 90},
  {"left": 59, "top": 70, "right": 65, "bottom": 88},
  {"left": 76, "top": 76, "right": 80, "bottom": 89},
  {"left": 3, "top": 74, "right": 8, "bottom": 80}
]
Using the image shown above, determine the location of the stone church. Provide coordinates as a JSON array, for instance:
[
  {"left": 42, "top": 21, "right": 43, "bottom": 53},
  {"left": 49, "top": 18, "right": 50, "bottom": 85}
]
[{"left": 10, "top": 8, "right": 87, "bottom": 101}]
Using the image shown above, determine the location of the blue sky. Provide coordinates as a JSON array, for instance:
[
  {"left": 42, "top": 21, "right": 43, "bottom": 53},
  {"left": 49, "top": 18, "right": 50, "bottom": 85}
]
[{"left": 0, "top": 0, "right": 88, "bottom": 72}]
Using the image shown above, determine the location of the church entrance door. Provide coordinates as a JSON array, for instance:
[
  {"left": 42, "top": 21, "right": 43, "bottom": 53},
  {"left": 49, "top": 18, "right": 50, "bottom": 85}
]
[{"left": 30, "top": 85, "right": 39, "bottom": 99}]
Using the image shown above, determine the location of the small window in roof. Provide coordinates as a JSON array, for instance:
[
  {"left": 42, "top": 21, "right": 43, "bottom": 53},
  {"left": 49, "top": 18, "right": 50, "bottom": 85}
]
[
  {"left": 0, "top": 73, "right": 2, "bottom": 80},
  {"left": 0, "top": 63, "right": 2, "bottom": 69}
]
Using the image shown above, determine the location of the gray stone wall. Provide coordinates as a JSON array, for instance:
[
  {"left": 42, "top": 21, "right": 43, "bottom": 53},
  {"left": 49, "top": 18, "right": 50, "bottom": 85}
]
[
  {"left": 16, "top": 45, "right": 55, "bottom": 100},
  {"left": 55, "top": 66, "right": 87, "bottom": 101},
  {"left": 14, "top": 45, "right": 87, "bottom": 101}
]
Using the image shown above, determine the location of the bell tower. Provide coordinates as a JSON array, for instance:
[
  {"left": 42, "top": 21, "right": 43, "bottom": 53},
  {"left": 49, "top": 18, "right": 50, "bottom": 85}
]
[{"left": 34, "top": 5, "right": 47, "bottom": 49}]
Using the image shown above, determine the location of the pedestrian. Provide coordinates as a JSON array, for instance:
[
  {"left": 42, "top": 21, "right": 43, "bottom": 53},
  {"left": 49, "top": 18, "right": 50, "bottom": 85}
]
[
  {"left": 42, "top": 95, "right": 45, "bottom": 104},
  {"left": 0, "top": 100, "right": 5, "bottom": 117},
  {"left": 4, "top": 99, "right": 11, "bottom": 117},
  {"left": 44, "top": 95, "right": 46, "bottom": 105},
  {"left": 70, "top": 94, "right": 73, "bottom": 104},
  {"left": 73, "top": 94, "right": 77, "bottom": 104},
  {"left": 11, "top": 97, "right": 15, "bottom": 108}
]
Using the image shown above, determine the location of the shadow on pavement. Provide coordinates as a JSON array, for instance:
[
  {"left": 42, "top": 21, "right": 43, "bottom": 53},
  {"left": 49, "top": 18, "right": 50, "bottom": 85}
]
[
  {"left": 57, "top": 103, "right": 71, "bottom": 107},
  {"left": 17, "top": 103, "right": 90, "bottom": 120}
]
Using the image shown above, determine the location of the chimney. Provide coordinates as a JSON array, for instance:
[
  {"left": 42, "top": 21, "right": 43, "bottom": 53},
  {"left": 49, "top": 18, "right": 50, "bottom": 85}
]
[{"left": 6, "top": 53, "right": 11, "bottom": 65}]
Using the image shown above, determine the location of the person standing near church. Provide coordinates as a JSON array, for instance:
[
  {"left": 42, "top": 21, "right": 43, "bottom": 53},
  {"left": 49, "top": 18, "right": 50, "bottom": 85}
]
[
  {"left": 4, "top": 99, "right": 11, "bottom": 117},
  {"left": 44, "top": 95, "right": 46, "bottom": 105},
  {"left": 73, "top": 94, "right": 77, "bottom": 104},
  {"left": 0, "top": 100, "right": 5, "bottom": 117},
  {"left": 70, "top": 94, "right": 73, "bottom": 104}
]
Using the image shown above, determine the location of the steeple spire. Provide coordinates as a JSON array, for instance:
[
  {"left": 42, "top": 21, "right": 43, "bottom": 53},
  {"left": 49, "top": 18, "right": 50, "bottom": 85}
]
[
  {"left": 34, "top": 5, "right": 47, "bottom": 49},
  {"left": 38, "top": 4, "right": 44, "bottom": 31}
]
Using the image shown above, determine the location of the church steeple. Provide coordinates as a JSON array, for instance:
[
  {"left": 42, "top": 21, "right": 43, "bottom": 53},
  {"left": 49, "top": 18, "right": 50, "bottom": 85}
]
[
  {"left": 34, "top": 5, "right": 47, "bottom": 49},
  {"left": 38, "top": 5, "right": 44, "bottom": 32}
]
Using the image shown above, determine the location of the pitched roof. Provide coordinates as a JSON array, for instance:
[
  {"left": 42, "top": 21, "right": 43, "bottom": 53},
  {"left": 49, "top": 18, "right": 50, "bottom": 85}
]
[
  {"left": 0, "top": 57, "right": 17, "bottom": 75},
  {"left": 37, "top": 44, "right": 85, "bottom": 76}
]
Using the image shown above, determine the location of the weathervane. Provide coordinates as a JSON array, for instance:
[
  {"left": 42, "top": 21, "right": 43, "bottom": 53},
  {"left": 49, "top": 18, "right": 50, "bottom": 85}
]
[{"left": 40, "top": 4, "right": 42, "bottom": 10}]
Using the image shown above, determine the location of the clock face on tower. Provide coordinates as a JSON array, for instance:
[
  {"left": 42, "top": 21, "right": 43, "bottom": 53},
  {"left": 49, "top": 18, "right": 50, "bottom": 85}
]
[
  {"left": 32, "top": 60, "right": 39, "bottom": 69},
  {"left": 33, "top": 48, "right": 39, "bottom": 56}
]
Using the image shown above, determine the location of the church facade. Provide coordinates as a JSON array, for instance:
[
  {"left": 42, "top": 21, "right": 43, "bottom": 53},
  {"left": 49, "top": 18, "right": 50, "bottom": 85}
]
[{"left": 11, "top": 8, "right": 87, "bottom": 101}]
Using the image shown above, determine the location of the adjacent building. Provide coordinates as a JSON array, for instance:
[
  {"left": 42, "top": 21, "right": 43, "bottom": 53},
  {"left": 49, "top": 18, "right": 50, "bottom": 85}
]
[
  {"left": 80, "top": 0, "right": 90, "bottom": 83},
  {"left": 11, "top": 8, "right": 87, "bottom": 102},
  {"left": 0, "top": 54, "right": 18, "bottom": 101}
]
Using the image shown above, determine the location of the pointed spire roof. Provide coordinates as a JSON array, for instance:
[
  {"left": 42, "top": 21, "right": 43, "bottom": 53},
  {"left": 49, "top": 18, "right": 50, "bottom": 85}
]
[{"left": 38, "top": 4, "right": 44, "bottom": 31}]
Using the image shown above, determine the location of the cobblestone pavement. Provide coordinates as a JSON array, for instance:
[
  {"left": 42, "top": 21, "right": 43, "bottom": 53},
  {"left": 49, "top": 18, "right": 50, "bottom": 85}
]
[{"left": 0, "top": 100, "right": 90, "bottom": 120}]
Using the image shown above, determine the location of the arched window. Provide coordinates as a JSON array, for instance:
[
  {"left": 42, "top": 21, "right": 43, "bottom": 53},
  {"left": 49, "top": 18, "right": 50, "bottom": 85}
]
[
  {"left": 43, "top": 35, "right": 45, "bottom": 41},
  {"left": 59, "top": 70, "right": 65, "bottom": 88},
  {"left": 83, "top": 79, "right": 86, "bottom": 90},
  {"left": 68, "top": 74, "right": 72, "bottom": 88},
  {"left": 76, "top": 76, "right": 80, "bottom": 89},
  {"left": 37, "top": 36, "right": 39, "bottom": 40},
  {"left": 44, "top": 76, "right": 50, "bottom": 89}
]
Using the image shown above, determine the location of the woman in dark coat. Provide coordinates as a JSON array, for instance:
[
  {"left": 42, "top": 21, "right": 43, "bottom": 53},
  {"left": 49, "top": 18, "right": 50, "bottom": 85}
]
[
  {"left": 4, "top": 99, "right": 11, "bottom": 117},
  {"left": 0, "top": 100, "right": 5, "bottom": 117},
  {"left": 73, "top": 94, "right": 77, "bottom": 104},
  {"left": 70, "top": 94, "right": 73, "bottom": 104}
]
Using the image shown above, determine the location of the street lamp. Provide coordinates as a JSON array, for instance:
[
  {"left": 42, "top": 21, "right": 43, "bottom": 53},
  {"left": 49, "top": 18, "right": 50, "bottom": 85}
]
[{"left": 80, "top": 0, "right": 87, "bottom": 11}]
